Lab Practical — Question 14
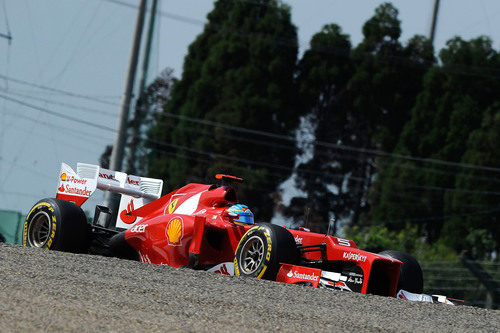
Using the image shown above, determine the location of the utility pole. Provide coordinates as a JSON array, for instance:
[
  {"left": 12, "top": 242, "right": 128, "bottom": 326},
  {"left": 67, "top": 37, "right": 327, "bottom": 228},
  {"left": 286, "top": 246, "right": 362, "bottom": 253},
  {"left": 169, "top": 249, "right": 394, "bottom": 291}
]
[
  {"left": 429, "top": 0, "right": 440, "bottom": 45},
  {"left": 105, "top": 0, "right": 147, "bottom": 210},
  {"left": 126, "top": 0, "right": 160, "bottom": 175}
]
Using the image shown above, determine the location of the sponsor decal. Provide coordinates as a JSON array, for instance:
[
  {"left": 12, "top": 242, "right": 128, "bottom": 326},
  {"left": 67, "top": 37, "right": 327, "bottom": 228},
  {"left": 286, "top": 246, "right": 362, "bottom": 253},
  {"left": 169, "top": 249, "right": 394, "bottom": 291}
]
[
  {"left": 58, "top": 172, "right": 92, "bottom": 197},
  {"left": 264, "top": 229, "right": 272, "bottom": 261},
  {"left": 334, "top": 281, "right": 352, "bottom": 291},
  {"left": 287, "top": 269, "right": 319, "bottom": 282},
  {"left": 214, "top": 264, "right": 230, "bottom": 275},
  {"left": 59, "top": 184, "right": 92, "bottom": 197},
  {"left": 166, "top": 217, "right": 184, "bottom": 246},
  {"left": 168, "top": 198, "right": 179, "bottom": 214},
  {"left": 127, "top": 176, "right": 139, "bottom": 186},
  {"left": 120, "top": 199, "right": 137, "bottom": 224},
  {"left": 61, "top": 175, "right": 87, "bottom": 185},
  {"left": 347, "top": 276, "right": 363, "bottom": 285},
  {"left": 397, "top": 290, "right": 409, "bottom": 300},
  {"left": 343, "top": 251, "right": 367, "bottom": 262},
  {"left": 130, "top": 224, "right": 146, "bottom": 233},
  {"left": 99, "top": 172, "right": 117, "bottom": 181},
  {"left": 294, "top": 235, "right": 303, "bottom": 245}
]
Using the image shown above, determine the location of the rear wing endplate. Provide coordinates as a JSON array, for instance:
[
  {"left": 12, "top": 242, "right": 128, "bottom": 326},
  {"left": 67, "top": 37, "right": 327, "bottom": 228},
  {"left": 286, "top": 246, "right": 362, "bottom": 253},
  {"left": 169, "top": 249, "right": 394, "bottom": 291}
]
[{"left": 56, "top": 162, "right": 163, "bottom": 228}]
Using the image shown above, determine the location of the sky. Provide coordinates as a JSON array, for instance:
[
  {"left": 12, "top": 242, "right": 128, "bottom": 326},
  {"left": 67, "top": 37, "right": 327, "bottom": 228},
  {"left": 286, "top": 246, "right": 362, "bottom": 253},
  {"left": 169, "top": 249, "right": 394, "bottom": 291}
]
[{"left": 1, "top": 0, "right": 500, "bottom": 215}]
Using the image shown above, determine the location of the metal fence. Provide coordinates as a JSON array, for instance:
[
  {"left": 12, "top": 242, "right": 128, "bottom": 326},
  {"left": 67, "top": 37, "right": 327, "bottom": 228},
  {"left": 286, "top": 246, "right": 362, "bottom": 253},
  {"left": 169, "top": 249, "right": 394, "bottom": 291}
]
[{"left": 421, "top": 260, "right": 500, "bottom": 309}]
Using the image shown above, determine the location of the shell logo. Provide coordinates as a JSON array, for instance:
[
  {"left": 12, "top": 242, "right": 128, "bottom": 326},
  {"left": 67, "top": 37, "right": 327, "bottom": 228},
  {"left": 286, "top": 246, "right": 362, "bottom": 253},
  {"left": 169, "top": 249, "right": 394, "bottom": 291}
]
[
  {"left": 166, "top": 217, "right": 183, "bottom": 246},
  {"left": 60, "top": 173, "right": 67, "bottom": 181}
]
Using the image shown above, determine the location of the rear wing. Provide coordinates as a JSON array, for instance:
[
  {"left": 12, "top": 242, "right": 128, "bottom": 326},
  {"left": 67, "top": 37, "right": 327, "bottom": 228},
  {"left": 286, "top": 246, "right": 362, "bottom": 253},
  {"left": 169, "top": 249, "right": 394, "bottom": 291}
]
[{"left": 56, "top": 162, "right": 163, "bottom": 228}]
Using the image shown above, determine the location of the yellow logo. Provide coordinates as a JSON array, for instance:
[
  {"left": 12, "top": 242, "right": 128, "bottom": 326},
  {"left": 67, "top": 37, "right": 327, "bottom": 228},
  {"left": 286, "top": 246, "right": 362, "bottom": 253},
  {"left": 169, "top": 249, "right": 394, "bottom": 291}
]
[
  {"left": 61, "top": 173, "right": 67, "bottom": 181},
  {"left": 166, "top": 217, "right": 183, "bottom": 246},
  {"left": 168, "top": 198, "right": 178, "bottom": 214}
]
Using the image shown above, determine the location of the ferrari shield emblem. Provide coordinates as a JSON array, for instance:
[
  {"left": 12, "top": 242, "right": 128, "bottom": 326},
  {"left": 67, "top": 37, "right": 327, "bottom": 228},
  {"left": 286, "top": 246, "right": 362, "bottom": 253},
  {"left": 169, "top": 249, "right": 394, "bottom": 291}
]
[{"left": 168, "top": 198, "right": 178, "bottom": 214}]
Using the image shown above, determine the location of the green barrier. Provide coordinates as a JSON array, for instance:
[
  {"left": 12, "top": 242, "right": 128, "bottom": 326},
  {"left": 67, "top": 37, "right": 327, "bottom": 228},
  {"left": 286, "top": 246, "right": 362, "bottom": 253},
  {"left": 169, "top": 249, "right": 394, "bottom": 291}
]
[{"left": 0, "top": 210, "right": 25, "bottom": 245}]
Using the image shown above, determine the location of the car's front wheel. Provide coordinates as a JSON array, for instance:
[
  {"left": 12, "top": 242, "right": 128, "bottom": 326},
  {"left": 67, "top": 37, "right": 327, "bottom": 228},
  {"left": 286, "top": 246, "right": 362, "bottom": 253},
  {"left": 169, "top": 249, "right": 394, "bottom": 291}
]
[{"left": 234, "top": 223, "right": 298, "bottom": 280}]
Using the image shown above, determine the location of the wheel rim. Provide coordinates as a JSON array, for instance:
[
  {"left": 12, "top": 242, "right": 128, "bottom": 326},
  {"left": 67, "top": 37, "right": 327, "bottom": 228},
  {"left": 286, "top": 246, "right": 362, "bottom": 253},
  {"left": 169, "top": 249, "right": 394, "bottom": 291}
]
[
  {"left": 239, "top": 235, "right": 265, "bottom": 274},
  {"left": 28, "top": 211, "right": 52, "bottom": 247}
]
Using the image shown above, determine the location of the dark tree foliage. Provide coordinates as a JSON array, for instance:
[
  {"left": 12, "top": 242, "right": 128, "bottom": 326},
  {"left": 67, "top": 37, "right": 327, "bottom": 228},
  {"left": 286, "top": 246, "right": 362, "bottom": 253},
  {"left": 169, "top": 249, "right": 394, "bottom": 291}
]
[
  {"left": 369, "top": 36, "right": 500, "bottom": 257},
  {"left": 443, "top": 105, "right": 500, "bottom": 258},
  {"left": 285, "top": 24, "right": 353, "bottom": 232},
  {"left": 289, "top": 3, "right": 434, "bottom": 233},
  {"left": 346, "top": 4, "right": 435, "bottom": 227},
  {"left": 147, "top": 0, "right": 299, "bottom": 219},
  {"left": 137, "top": 1, "right": 500, "bottom": 259}
]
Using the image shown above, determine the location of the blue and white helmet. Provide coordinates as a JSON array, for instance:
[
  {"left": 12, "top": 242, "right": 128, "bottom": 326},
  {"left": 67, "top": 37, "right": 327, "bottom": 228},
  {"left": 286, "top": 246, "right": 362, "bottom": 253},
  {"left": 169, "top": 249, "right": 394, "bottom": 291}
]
[{"left": 226, "top": 204, "right": 254, "bottom": 224}]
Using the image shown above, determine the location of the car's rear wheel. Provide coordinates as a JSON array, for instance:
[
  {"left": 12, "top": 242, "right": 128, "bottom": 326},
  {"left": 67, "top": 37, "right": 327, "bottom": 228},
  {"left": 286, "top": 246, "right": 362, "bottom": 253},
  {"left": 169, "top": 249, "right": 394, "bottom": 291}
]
[
  {"left": 23, "top": 198, "right": 89, "bottom": 253},
  {"left": 379, "top": 250, "right": 423, "bottom": 293},
  {"left": 234, "top": 223, "right": 298, "bottom": 280}
]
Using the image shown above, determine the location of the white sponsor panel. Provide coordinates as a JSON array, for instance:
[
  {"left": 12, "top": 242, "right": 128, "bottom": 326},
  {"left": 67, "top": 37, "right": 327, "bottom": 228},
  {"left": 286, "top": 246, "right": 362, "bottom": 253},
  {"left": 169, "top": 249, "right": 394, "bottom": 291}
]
[
  {"left": 173, "top": 192, "right": 203, "bottom": 215},
  {"left": 397, "top": 290, "right": 433, "bottom": 303},
  {"left": 116, "top": 174, "right": 163, "bottom": 229},
  {"left": 320, "top": 270, "right": 347, "bottom": 282},
  {"left": 57, "top": 163, "right": 98, "bottom": 205},
  {"left": 55, "top": 162, "right": 163, "bottom": 227}
]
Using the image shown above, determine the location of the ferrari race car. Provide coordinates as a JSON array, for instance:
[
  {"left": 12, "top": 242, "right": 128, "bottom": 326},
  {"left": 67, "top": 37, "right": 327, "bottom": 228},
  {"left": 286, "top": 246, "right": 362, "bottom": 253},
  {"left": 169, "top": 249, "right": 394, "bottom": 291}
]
[{"left": 22, "top": 162, "right": 461, "bottom": 305}]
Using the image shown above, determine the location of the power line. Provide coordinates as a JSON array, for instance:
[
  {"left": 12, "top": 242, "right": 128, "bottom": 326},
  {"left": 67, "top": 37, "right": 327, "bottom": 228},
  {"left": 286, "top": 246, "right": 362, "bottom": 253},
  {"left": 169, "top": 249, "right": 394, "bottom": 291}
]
[
  {"left": 156, "top": 111, "right": 500, "bottom": 174},
  {"left": 0, "top": 93, "right": 116, "bottom": 133},
  {"left": 359, "top": 205, "right": 500, "bottom": 226},
  {"left": 153, "top": 111, "right": 500, "bottom": 185},
  {"left": 0, "top": 74, "right": 121, "bottom": 106},
  {"left": 0, "top": 88, "right": 118, "bottom": 118},
  {"left": 4, "top": 91, "right": 500, "bottom": 200}
]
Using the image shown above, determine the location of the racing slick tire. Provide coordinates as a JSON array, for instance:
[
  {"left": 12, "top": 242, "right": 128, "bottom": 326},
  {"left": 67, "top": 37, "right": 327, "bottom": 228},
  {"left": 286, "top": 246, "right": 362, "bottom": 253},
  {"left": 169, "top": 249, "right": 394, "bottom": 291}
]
[
  {"left": 23, "top": 198, "right": 89, "bottom": 253},
  {"left": 234, "top": 223, "right": 298, "bottom": 281},
  {"left": 379, "top": 250, "right": 423, "bottom": 294}
]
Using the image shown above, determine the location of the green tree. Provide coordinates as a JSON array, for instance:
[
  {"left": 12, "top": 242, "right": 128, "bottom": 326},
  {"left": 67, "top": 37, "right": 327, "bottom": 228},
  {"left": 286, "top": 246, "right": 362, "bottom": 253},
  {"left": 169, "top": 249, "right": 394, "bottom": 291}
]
[
  {"left": 289, "top": 3, "right": 434, "bottom": 232},
  {"left": 443, "top": 105, "right": 500, "bottom": 258},
  {"left": 147, "top": 0, "right": 299, "bottom": 219},
  {"left": 284, "top": 24, "right": 353, "bottom": 231},
  {"left": 347, "top": 4, "right": 434, "bottom": 227},
  {"left": 370, "top": 36, "right": 500, "bottom": 253}
]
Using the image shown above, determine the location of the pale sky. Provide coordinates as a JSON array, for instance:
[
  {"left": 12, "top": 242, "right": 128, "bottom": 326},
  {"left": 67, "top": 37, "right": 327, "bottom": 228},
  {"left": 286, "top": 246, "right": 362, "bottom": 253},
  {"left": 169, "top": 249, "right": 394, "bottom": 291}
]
[{"left": 1, "top": 0, "right": 500, "bottom": 214}]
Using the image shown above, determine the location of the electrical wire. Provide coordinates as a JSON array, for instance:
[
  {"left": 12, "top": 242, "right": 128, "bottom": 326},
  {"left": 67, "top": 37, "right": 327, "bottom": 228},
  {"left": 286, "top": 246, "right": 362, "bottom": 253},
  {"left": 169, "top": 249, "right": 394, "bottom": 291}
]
[
  {"left": 0, "top": 88, "right": 118, "bottom": 118},
  {"left": 156, "top": 111, "right": 500, "bottom": 174},
  {"left": 3, "top": 92, "right": 500, "bottom": 200},
  {"left": 0, "top": 74, "right": 121, "bottom": 106}
]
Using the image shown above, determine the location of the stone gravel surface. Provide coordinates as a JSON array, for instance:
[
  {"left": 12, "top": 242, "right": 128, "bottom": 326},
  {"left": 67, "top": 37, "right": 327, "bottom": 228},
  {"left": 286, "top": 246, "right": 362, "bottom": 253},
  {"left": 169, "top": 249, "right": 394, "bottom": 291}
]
[{"left": 0, "top": 243, "right": 498, "bottom": 332}]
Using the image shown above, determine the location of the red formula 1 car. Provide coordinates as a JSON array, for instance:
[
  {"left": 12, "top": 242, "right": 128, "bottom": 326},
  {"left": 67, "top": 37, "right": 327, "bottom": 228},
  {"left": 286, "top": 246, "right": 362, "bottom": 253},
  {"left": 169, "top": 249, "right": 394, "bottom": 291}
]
[{"left": 22, "top": 162, "right": 460, "bottom": 305}]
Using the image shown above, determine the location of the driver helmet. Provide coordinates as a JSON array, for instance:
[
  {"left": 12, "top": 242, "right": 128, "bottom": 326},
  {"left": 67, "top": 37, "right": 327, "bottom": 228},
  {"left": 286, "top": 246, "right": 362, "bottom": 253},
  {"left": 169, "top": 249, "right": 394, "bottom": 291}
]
[{"left": 226, "top": 204, "right": 254, "bottom": 225}]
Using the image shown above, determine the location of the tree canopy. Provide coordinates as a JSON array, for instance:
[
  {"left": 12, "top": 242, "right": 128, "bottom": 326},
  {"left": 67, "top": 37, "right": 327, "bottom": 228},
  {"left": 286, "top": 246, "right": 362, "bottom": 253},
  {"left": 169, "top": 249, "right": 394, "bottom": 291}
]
[{"left": 141, "top": 1, "right": 500, "bottom": 260}]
